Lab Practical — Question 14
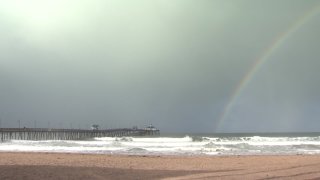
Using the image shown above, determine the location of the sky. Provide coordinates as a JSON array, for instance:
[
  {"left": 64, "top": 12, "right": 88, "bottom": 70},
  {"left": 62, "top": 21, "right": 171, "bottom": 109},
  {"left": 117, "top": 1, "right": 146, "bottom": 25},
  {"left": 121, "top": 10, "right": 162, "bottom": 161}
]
[{"left": 0, "top": 0, "right": 320, "bottom": 133}]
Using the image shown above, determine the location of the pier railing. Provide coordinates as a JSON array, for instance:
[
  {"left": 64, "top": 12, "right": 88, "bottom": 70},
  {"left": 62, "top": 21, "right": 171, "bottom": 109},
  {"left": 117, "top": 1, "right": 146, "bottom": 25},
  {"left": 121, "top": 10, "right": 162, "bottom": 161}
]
[{"left": 0, "top": 128, "right": 160, "bottom": 141}]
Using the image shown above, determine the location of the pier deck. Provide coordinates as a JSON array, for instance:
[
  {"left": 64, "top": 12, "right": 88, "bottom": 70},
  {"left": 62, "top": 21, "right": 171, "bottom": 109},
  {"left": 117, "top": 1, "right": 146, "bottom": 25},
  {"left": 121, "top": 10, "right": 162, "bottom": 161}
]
[{"left": 0, "top": 128, "right": 160, "bottom": 141}]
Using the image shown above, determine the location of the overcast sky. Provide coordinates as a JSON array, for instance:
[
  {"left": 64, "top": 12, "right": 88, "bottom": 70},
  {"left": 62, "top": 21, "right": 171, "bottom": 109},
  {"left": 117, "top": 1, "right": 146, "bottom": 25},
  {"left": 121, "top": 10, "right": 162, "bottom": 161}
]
[{"left": 1, "top": 0, "right": 320, "bottom": 133}]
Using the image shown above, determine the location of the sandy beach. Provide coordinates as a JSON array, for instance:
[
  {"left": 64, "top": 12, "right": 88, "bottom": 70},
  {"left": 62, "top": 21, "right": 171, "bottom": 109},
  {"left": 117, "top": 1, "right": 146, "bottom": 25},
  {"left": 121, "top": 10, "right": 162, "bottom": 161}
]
[{"left": 0, "top": 153, "right": 319, "bottom": 179}]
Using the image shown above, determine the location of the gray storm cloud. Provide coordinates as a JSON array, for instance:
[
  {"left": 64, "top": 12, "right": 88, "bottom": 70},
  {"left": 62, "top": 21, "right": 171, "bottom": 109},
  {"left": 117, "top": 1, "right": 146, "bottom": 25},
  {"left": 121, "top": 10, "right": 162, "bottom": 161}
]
[{"left": 1, "top": 0, "right": 320, "bottom": 133}]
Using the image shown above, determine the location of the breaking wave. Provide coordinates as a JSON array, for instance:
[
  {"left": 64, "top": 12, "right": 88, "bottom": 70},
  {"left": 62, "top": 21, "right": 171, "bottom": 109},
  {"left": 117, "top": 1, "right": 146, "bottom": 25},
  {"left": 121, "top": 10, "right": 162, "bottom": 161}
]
[{"left": 1, "top": 134, "right": 320, "bottom": 155}]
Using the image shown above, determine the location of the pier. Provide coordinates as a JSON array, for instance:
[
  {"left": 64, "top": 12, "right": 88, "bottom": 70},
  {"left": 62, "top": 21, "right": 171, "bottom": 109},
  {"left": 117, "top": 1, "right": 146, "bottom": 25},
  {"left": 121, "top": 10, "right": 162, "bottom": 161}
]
[{"left": 0, "top": 128, "right": 160, "bottom": 141}]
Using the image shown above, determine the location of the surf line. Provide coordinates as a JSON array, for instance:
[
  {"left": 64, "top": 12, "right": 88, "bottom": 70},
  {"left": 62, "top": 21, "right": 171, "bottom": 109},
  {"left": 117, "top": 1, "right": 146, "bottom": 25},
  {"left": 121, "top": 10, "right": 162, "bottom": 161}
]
[{"left": 215, "top": 5, "right": 320, "bottom": 131}]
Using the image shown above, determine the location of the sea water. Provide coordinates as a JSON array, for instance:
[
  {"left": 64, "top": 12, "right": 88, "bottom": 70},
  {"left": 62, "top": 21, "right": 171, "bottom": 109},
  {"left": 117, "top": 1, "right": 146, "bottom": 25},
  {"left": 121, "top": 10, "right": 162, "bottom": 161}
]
[{"left": 1, "top": 133, "right": 320, "bottom": 156}]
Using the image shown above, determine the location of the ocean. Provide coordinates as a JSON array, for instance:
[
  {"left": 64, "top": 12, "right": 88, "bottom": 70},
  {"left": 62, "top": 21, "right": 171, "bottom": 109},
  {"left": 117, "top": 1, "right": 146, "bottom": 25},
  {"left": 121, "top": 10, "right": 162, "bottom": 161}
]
[{"left": 1, "top": 133, "right": 320, "bottom": 156}]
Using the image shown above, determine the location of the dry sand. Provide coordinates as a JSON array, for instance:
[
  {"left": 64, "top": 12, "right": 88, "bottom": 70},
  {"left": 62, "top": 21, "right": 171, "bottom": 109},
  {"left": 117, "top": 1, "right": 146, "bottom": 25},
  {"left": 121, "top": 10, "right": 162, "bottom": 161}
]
[{"left": 0, "top": 152, "right": 320, "bottom": 179}]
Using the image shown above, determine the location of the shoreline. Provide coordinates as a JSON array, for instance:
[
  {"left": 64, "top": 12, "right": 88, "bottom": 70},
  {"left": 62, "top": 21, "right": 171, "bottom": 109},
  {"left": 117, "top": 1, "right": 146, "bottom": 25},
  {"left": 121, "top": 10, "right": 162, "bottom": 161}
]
[
  {"left": 0, "top": 151, "right": 317, "bottom": 159},
  {"left": 0, "top": 150, "right": 318, "bottom": 156},
  {"left": 0, "top": 152, "right": 320, "bottom": 179}
]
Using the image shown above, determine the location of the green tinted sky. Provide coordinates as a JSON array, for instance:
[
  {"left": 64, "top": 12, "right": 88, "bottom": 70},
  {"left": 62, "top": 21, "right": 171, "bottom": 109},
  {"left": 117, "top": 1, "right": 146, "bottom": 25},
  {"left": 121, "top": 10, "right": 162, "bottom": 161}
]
[{"left": 1, "top": 0, "right": 320, "bottom": 132}]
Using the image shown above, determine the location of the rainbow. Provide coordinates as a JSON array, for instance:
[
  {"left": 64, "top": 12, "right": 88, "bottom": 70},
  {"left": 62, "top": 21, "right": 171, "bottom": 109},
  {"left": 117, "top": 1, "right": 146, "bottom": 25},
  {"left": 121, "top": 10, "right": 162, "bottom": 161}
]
[{"left": 215, "top": 5, "right": 320, "bottom": 132}]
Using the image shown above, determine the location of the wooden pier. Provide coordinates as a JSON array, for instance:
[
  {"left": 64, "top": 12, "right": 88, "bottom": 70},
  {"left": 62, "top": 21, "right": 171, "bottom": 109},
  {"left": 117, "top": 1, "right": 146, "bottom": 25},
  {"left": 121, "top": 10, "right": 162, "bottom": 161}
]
[{"left": 0, "top": 128, "right": 160, "bottom": 141}]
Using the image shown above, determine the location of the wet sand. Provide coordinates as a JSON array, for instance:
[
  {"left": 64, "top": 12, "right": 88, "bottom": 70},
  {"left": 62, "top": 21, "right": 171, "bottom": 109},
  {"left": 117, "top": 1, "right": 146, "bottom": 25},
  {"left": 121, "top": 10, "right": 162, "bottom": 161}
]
[{"left": 0, "top": 152, "right": 320, "bottom": 179}]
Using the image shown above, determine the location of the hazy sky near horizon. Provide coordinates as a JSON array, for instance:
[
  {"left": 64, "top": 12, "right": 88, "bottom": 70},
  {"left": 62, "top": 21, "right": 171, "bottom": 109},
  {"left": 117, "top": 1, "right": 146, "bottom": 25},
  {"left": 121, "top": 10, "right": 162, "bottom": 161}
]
[{"left": 1, "top": 0, "right": 320, "bottom": 133}]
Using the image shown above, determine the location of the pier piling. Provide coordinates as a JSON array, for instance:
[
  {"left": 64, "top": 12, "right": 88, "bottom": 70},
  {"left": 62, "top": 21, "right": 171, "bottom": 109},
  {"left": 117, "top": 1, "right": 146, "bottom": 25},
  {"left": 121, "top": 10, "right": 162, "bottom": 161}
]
[{"left": 0, "top": 128, "right": 160, "bottom": 141}]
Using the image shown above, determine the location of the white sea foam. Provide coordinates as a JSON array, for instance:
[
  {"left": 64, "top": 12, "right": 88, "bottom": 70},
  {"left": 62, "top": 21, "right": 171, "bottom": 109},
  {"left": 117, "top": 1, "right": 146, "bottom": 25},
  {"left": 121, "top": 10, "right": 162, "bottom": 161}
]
[{"left": 1, "top": 135, "right": 320, "bottom": 155}]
